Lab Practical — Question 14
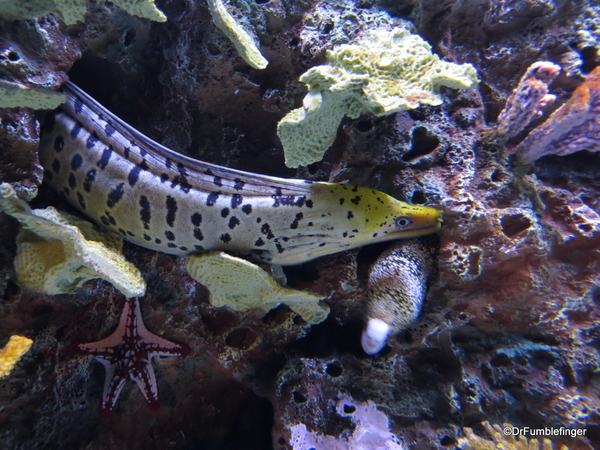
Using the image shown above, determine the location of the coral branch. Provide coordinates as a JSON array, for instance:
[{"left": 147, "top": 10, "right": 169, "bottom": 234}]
[
  {"left": 512, "top": 66, "right": 600, "bottom": 163},
  {"left": 0, "top": 335, "right": 33, "bottom": 378},
  {"left": 207, "top": 0, "right": 268, "bottom": 70},
  {"left": 496, "top": 61, "right": 561, "bottom": 141}
]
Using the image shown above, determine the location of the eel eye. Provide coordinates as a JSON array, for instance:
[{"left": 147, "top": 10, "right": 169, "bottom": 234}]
[{"left": 394, "top": 216, "right": 412, "bottom": 228}]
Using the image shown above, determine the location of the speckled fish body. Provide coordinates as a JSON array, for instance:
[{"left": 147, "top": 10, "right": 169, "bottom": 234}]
[
  {"left": 362, "top": 237, "right": 439, "bottom": 355},
  {"left": 39, "top": 82, "right": 442, "bottom": 265}
]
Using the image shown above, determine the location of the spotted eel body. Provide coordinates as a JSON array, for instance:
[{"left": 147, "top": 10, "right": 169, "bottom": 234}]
[
  {"left": 38, "top": 82, "right": 442, "bottom": 265},
  {"left": 362, "top": 236, "right": 439, "bottom": 355}
]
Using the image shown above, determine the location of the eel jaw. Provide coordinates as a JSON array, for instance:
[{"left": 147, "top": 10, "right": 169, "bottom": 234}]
[{"left": 361, "top": 318, "right": 391, "bottom": 355}]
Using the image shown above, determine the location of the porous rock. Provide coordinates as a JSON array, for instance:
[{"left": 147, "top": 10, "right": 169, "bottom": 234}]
[{"left": 0, "top": 1, "right": 598, "bottom": 449}]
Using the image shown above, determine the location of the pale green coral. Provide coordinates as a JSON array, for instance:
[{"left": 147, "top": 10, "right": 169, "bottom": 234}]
[
  {"left": 0, "top": 183, "right": 146, "bottom": 297},
  {"left": 0, "top": 0, "right": 58, "bottom": 22},
  {"left": 114, "top": 0, "right": 166, "bottom": 22},
  {"left": 0, "top": 0, "right": 165, "bottom": 25},
  {"left": 277, "top": 27, "right": 479, "bottom": 167},
  {"left": 0, "top": 80, "right": 66, "bottom": 109},
  {"left": 207, "top": 0, "right": 268, "bottom": 70},
  {"left": 186, "top": 252, "right": 329, "bottom": 324}
]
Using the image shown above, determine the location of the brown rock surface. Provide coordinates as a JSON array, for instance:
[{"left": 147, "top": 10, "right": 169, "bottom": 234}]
[{"left": 0, "top": 1, "right": 598, "bottom": 449}]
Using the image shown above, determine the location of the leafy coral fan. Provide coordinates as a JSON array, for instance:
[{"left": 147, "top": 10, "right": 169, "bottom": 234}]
[
  {"left": 513, "top": 66, "right": 600, "bottom": 163},
  {"left": 277, "top": 26, "right": 478, "bottom": 167}
]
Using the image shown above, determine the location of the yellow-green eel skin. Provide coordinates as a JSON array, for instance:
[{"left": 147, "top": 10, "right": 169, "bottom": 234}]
[{"left": 38, "top": 82, "right": 442, "bottom": 265}]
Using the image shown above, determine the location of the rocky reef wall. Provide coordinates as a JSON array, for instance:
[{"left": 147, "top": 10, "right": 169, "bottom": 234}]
[{"left": 0, "top": 0, "right": 598, "bottom": 449}]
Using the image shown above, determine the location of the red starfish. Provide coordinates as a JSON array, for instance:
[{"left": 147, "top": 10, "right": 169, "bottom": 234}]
[{"left": 71, "top": 297, "right": 190, "bottom": 417}]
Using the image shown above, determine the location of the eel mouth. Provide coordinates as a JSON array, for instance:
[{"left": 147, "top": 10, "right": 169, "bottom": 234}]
[{"left": 407, "top": 216, "right": 443, "bottom": 235}]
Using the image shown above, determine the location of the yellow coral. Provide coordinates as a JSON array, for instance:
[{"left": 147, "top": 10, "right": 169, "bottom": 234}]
[
  {"left": 0, "top": 0, "right": 165, "bottom": 25},
  {"left": 0, "top": 183, "right": 145, "bottom": 297},
  {"left": 459, "top": 422, "right": 569, "bottom": 450},
  {"left": 207, "top": 0, "right": 268, "bottom": 70},
  {"left": 186, "top": 251, "right": 329, "bottom": 324},
  {"left": 278, "top": 26, "right": 479, "bottom": 167},
  {"left": 0, "top": 335, "right": 33, "bottom": 378}
]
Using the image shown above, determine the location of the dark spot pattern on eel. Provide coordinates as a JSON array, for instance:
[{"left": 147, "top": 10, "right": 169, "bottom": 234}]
[
  {"left": 166, "top": 196, "right": 178, "bottom": 227},
  {"left": 139, "top": 196, "right": 151, "bottom": 230},
  {"left": 107, "top": 183, "right": 125, "bottom": 208}
]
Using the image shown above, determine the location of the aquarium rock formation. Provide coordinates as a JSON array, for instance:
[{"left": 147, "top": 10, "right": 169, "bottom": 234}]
[{"left": 0, "top": 0, "right": 598, "bottom": 449}]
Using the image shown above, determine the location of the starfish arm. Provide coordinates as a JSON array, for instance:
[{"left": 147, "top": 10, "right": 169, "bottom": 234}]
[
  {"left": 71, "top": 298, "right": 135, "bottom": 355},
  {"left": 97, "top": 360, "right": 127, "bottom": 417},
  {"left": 70, "top": 297, "right": 190, "bottom": 415},
  {"left": 132, "top": 298, "right": 191, "bottom": 357},
  {"left": 74, "top": 342, "right": 121, "bottom": 359},
  {"left": 131, "top": 362, "right": 160, "bottom": 410}
]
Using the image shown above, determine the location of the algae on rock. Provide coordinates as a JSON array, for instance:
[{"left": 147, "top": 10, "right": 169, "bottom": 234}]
[
  {"left": 277, "top": 27, "right": 479, "bottom": 168},
  {"left": 0, "top": 0, "right": 166, "bottom": 25},
  {"left": 0, "top": 80, "right": 66, "bottom": 109}
]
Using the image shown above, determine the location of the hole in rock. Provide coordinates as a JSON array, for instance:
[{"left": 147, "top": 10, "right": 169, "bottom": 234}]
[
  {"left": 408, "top": 107, "right": 427, "bottom": 121},
  {"left": 7, "top": 51, "right": 19, "bottom": 61},
  {"left": 262, "top": 305, "right": 290, "bottom": 326},
  {"left": 306, "top": 162, "right": 320, "bottom": 175},
  {"left": 580, "top": 46, "right": 599, "bottom": 73},
  {"left": 225, "top": 327, "right": 257, "bottom": 350},
  {"left": 123, "top": 28, "right": 136, "bottom": 46},
  {"left": 293, "top": 314, "right": 307, "bottom": 326},
  {"left": 325, "top": 362, "right": 343, "bottom": 377},
  {"left": 355, "top": 120, "right": 373, "bottom": 132},
  {"left": 468, "top": 251, "right": 481, "bottom": 278},
  {"left": 440, "top": 436, "right": 455, "bottom": 446},
  {"left": 490, "top": 353, "right": 512, "bottom": 367},
  {"left": 490, "top": 169, "right": 507, "bottom": 182},
  {"left": 202, "top": 308, "right": 239, "bottom": 335},
  {"left": 3, "top": 279, "right": 20, "bottom": 301},
  {"left": 500, "top": 214, "right": 532, "bottom": 238},
  {"left": 411, "top": 190, "right": 427, "bottom": 204},
  {"left": 255, "top": 0, "right": 270, "bottom": 3},
  {"left": 322, "top": 22, "right": 334, "bottom": 35},
  {"left": 592, "top": 288, "right": 600, "bottom": 305},
  {"left": 343, "top": 404, "right": 356, "bottom": 414},
  {"left": 292, "top": 390, "right": 308, "bottom": 403},
  {"left": 403, "top": 127, "right": 440, "bottom": 162},
  {"left": 278, "top": 437, "right": 286, "bottom": 445}
]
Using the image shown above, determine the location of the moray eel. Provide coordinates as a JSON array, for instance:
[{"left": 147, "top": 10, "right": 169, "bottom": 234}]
[
  {"left": 38, "top": 82, "right": 442, "bottom": 265},
  {"left": 362, "top": 236, "right": 439, "bottom": 355}
]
